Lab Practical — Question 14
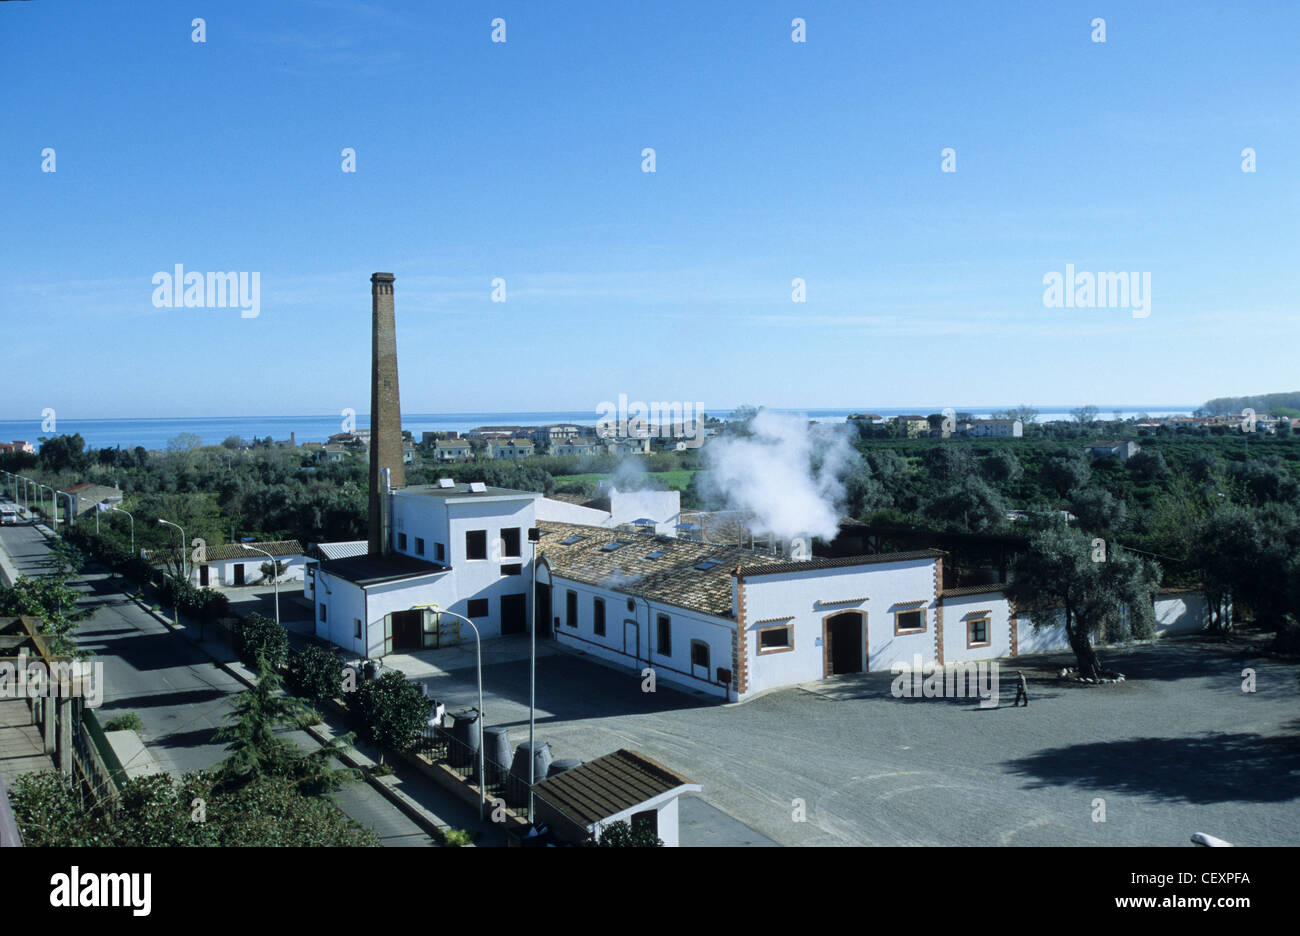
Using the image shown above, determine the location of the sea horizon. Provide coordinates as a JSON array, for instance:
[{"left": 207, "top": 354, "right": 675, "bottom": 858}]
[{"left": 0, "top": 405, "right": 1197, "bottom": 452}]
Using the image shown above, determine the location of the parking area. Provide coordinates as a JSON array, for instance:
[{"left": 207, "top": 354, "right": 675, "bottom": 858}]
[{"left": 394, "top": 634, "right": 1300, "bottom": 846}]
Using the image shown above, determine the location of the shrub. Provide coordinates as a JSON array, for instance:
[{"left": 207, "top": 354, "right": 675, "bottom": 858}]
[
  {"left": 352, "top": 671, "right": 432, "bottom": 762},
  {"left": 104, "top": 712, "right": 143, "bottom": 732},
  {"left": 287, "top": 644, "right": 344, "bottom": 704},
  {"left": 233, "top": 612, "right": 289, "bottom": 670}
]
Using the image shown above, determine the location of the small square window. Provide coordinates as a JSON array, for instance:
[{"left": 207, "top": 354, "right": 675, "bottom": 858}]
[
  {"left": 467, "top": 598, "right": 489, "bottom": 618},
  {"left": 354, "top": 619, "right": 362, "bottom": 639},
  {"left": 500, "top": 563, "right": 522, "bottom": 576},
  {"left": 415, "top": 537, "right": 425, "bottom": 556},
  {"left": 435, "top": 543, "right": 445, "bottom": 562},
  {"left": 397, "top": 532, "right": 408, "bottom": 550},
  {"left": 895, "top": 608, "right": 926, "bottom": 633},
  {"left": 758, "top": 625, "right": 793, "bottom": 653},
  {"left": 319, "top": 604, "right": 327, "bottom": 623},
  {"left": 466, "top": 530, "right": 487, "bottom": 560},
  {"left": 968, "top": 616, "right": 990, "bottom": 647}
]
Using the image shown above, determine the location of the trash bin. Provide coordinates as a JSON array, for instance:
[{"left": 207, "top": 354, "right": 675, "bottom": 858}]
[
  {"left": 482, "top": 726, "right": 512, "bottom": 789},
  {"left": 508, "top": 741, "right": 552, "bottom": 806},
  {"left": 449, "top": 708, "right": 481, "bottom": 770}
]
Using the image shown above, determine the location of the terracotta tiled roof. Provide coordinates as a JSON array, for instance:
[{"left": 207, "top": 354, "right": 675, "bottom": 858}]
[
  {"left": 530, "top": 749, "right": 698, "bottom": 828},
  {"left": 200, "top": 540, "right": 303, "bottom": 563},
  {"left": 538, "top": 520, "right": 787, "bottom": 617}
]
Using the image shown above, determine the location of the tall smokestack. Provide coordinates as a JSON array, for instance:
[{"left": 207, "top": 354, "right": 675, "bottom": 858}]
[{"left": 368, "top": 272, "right": 404, "bottom": 557}]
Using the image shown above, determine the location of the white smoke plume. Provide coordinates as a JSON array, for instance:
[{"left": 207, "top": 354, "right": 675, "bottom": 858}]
[{"left": 703, "top": 410, "right": 856, "bottom": 542}]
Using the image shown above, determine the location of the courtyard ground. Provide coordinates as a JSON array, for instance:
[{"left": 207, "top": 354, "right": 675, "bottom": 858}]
[{"left": 389, "top": 631, "right": 1300, "bottom": 846}]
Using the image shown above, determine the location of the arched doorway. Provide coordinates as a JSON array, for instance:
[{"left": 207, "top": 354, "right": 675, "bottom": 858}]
[{"left": 823, "top": 611, "right": 865, "bottom": 676}]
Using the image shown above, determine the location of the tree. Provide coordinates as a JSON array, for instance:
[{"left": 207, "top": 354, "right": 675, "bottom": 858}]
[
  {"left": 166, "top": 433, "right": 203, "bottom": 454},
  {"left": 925, "top": 476, "right": 1006, "bottom": 532},
  {"left": 981, "top": 450, "right": 1022, "bottom": 484},
  {"left": 593, "top": 819, "right": 664, "bottom": 847},
  {"left": 1008, "top": 527, "right": 1161, "bottom": 679},
  {"left": 8, "top": 770, "right": 377, "bottom": 847},
  {"left": 37, "top": 433, "right": 92, "bottom": 473},
  {"left": 1070, "top": 487, "right": 1127, "bottom": 534},
  {"left": 288, "top": 644, "right": 344, "bottom": 705},
  {"left": 352, "top": 671, "right": 433, "bottom": 764},
  {"left": 232, "top": 612, "right": 289, "bottom": 670},
  {"left": 1070, "top": 406, "right": 1100, "bottom": 426},
  {"left": 924, "top": 446, "right": 975, "bottom": 482},
  {"left": 1126, "top": 450, "right": 1169, "bottom": 483},
  {"left": 216, "top": 656, "right": 358, "bottom": 794},
  {"left": 1041, "top": 451, "right": 1092, "bottom": 498}
]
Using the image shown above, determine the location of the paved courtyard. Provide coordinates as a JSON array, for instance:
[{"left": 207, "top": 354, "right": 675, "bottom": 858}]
[{"left": 394, "top": 633, "right": 1300, "bottom": 846}]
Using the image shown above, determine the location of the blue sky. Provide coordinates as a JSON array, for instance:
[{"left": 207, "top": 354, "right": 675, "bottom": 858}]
[{"left": 1, "top": 0, "right": 1296, "bottom": 419}]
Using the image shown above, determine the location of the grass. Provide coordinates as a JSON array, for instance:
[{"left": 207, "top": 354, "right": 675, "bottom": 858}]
[
  {"left": 555, "top": 469, "right": 697, "bottom": 492},
  {"left": 104, "top": 712, "right": 143, "bottom": 732}
]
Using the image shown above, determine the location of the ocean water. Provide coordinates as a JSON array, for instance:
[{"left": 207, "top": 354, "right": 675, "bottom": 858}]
[{"left": 0, "top": 406, "right": 1195, "bottom": 452}]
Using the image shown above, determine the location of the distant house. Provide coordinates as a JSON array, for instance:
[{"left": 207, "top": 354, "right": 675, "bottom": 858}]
[
  {"left": 892, "top": 416, "right": 930, "bottom": 438},
  {"left": 529, "top": 749, "right": 701, "bottom": 847},
  {"left": 433, "top": 440, "right": 473, "bottom": 462},
  {"left": 62, "top": 483, "right": 124, "bottom": 520},
  {"left": 487, "top": 438, "right": 535, "bottom": 459},
  {"left": 554, "top": 440, "right": 600, "bottom": 458},
  {"left": 962, "top": 419, "right": 1023, "bottom": 439},
  {"left": 403, "top": 443, "right": 417, "bottom": 464},
  {"left": 0, "top": 441, "right": 35, "bottom": 455},
  {"left": 194, "top": 540, "right": 305, "bottom": 588},
  {"left": 847, "top": 413, "right": 885, "bottom": 425},
  {"left": 1084, "top": 440, "right": 1140, "bottom": 462}
]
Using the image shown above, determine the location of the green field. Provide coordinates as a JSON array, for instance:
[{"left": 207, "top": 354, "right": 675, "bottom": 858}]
[{"left": 555, "top": 469, "right": 696, "bottom": 492}]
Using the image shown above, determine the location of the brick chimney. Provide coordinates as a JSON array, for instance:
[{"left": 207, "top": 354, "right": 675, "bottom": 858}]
[{"left": 368, "top": 272, "right": 404, "bottom": 557}]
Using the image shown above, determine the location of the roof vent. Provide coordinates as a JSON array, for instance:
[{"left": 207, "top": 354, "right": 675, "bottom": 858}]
[
  {"left": 694, "top": 559, "right": 721, "bottom": 571},
  {"left": 468, "top": 482, "right": 487, "bottom": 493},
  {"left": 438, "top": 478, "right": 455, "bottom": 488}
]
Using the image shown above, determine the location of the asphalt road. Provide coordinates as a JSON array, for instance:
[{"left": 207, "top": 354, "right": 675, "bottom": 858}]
[{"left": 0, "top": 516, "right": 436, "bottom": 846}]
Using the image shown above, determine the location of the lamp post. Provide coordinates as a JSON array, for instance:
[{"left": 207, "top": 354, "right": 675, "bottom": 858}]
[
  {"left": 410, "top": 603, "right": 484, "bottom": 821},
  {"left": 528, "top": 526, "right": 540, "bottom": 824},
  {"left": 107, "top": 505, "right": 134, "bottom": 555},
  {"left": 57, "top": 491, "right": 74, "bottom": 530},
  {"left": 158, "top": 518, "right": 186, "bottom": 629},
  {"left": 238, "top": 542, "right": 280, "bottom": 630}
]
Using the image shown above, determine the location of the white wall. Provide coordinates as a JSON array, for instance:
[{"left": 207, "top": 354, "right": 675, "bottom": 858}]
[
  {"left": 608, "top": 488, "right": 681, "bottom": 535},
  {"left": 741, "top": 558, "right": 940, "bottom": 697},
  {"left": 550, "top": 574, "right": 732, "bottom": 699},
  {"left": 535, "top": 498, "right": 611, "bottom": 527},
  {"left": 941, "top": 592, "right": 1014, "bottom": 663}
]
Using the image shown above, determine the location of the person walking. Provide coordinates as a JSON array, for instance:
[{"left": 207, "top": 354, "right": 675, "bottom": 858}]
[{"left": 1014, "top": 670, "right": 1029, "bottom": 707}]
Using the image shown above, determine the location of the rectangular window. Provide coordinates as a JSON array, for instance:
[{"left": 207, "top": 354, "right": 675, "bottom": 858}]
[
  {"left": 397, "top": 532, "right": 408, "bottom": 550},
  {"left": 415, "top": 537, "right": 425, "bottom": 556},
  {"left": 467, "top": 598, "right": 489, "bottom": 618},
  {"left": 566, "top": 590, "right": 578, "bottom": 628},
  {"left": 319, "top": 604, "right": 327, "bottom": 623},
  {"left": 968, "top": 616, "right": 990, "bottom": 648},
  {"left": 500, "top": 563, "right": 522, "bottom": 576},
  {"left": 435, "top": 542, "right": 445, "bottom": 562},
  {"left": 894, "top": 607, "right": 927, "bottom": 634},
  {"left": 466, "top": 530, "right": 487, "bottom": 560},
  {"left": 354, "top": 619, "right": 362, "bottom": 639},
  {"left": 593, "top": 598, "right": 606, "bottom": 636},
  {"left": 501, "top": 527, "right": 521, "bottom": 558},
  {"left": 757, "top": 624, "right": 794, "bottom": 654},
  {"left": 656, "top": 614, "right": 671, "bottom": 656},
  {"left": 690, "top": 640, "right": 709, "bottom": 669}
]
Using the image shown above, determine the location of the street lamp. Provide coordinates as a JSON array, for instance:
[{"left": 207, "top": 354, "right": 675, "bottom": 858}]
[
  {"left": 157, "top": 518, "right": 187, "bottom": 581},
  {"left": 410, "top": 603, "right": 484, "bottom": 821},
  {"left": 238, "top": 542, "right": 280, "bottom": 630},
  {"left": 107, "top": 504, "right": 135, "bottom": 556},
  {"left": 57, "top": 491, "right": 74, "bottom": 530},
  {"left": 528, "top": 526, "right": 540, "bottom": 824},
  {"left": 157, "top": 518, "right": 187, "bottom": 631}
]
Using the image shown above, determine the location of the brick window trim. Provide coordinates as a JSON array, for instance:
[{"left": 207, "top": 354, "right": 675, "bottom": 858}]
[
  {"left": 893, "top": 604, "right": 929, "bottom": 635},
  {"left": 756, "top": 623, "right": 795, "bottom": 655},
  {"left": 966, "top": 613, "right": 993, "bottom": 649}
]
